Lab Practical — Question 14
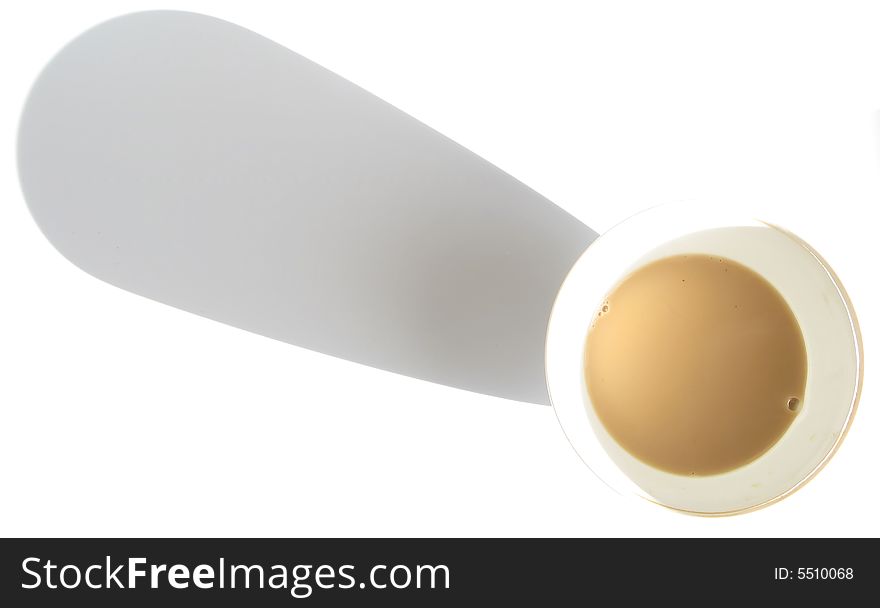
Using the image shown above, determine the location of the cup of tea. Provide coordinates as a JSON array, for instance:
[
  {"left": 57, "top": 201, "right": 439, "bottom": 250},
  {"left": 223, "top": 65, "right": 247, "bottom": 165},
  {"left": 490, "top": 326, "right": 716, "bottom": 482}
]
[{"left": 546, "top": 203, "right": 862, "bottom": 515}]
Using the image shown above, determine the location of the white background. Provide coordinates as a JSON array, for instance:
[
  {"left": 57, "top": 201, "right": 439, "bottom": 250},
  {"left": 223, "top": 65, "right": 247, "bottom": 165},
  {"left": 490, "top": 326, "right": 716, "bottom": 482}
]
[{"left": 1, "top": 0, "right": 877, "bottom": 537}]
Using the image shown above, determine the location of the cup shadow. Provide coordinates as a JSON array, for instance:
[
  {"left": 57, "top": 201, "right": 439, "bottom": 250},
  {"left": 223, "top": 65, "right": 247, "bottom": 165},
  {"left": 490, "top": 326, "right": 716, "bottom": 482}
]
[{"left": 17, "top": 10, "right": 597, "bottom": 405}]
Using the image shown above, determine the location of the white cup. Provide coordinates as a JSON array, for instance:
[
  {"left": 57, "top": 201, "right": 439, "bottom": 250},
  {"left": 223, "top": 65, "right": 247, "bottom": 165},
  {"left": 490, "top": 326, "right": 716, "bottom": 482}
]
[{"left": 546, "top": 203, "right": 862, "bottom": 515}]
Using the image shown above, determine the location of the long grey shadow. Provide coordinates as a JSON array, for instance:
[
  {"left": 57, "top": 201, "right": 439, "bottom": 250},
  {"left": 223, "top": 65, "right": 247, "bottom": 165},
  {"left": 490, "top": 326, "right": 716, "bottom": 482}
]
[{"left": 17, "top": 11, "right": 597, "bottom": 405}]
